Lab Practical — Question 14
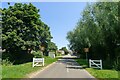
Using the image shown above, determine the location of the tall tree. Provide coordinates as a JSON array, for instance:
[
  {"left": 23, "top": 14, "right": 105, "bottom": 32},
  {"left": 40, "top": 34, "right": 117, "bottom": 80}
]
[
  {"left": 67, "top": 2, "right": 120, "bottom": 69},
  {"left": 48, "top": 42, "right": 58, "bottom": 51},
  {"left": 60, "top": 47, "right": 69, "bottom": 55},
  {"left": 2, "top": 3, "right": 52, "bottom": 61}
]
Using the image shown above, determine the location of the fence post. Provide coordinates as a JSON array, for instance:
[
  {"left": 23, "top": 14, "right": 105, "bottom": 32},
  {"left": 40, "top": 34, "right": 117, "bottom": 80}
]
[
  {"left": 89, "top": 59, "right": 91, "bottom": 68},
  {"left": 43, "top": 58, "right": 44, "bottom": 66},
  {"left": 100, "top": 59, "right": 102, "bottom": 69},
  {"left": 33, "top": 58, "right": 35, "bottom": 67}
]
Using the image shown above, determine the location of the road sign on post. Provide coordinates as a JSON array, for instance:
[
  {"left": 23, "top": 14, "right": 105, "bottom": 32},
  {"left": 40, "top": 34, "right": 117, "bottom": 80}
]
[
  {"left": 40, "top": 46, "right": 45, "bottom": 57},
  {"left": 84, "top": 48, "right": 89, "bottom": 61}
]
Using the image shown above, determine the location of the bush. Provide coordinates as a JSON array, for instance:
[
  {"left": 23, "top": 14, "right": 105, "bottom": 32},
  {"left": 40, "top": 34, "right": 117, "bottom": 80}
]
[
  {"left": 31, "top": 51, "right": 43, "bottom": 58},
  {"left": 103, "top": 60, "right": 113, "bottom": 69},
  {"left": 114, "top": 47, "right": 120, "bottom": 71},
  {"left": 56, "top": 52, "right": 62, "bottom": 56},
  {"left": 2, "top": 58, "right": 13, "bottom": 66},
  {"left": 113, "top": 58, "right": 120, "bottom": 71}
]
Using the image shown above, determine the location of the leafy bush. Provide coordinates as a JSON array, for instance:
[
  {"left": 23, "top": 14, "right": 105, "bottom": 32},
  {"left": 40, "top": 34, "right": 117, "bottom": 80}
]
[
  {"left": 2, "top": 58, "right": 13, "bottom": 66},
  {"left": 2, "top": 51, "right": 34, "bottom": 65},
  {"left": 103, "top": 60, "right": 113, "bottom": 69},
  {"left": 114, "top": 47, "right": 120, "bottom": 71},
  {"left": 56, "top": 52, "right": 62, "bottom": 56},
  {"left": 31, "top": 51, "right": 42, "bottom": 58},
  {"left": 113, "top": 58, "right": 120, "bottom": 71}
]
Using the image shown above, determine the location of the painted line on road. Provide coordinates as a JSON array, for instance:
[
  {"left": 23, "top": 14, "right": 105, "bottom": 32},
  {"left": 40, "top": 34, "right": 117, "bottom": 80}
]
[{"left": 67, "top": 64, "right": 69, "bottom": 72}]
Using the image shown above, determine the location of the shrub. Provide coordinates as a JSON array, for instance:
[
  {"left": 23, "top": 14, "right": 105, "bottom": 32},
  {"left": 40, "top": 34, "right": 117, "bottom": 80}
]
[
  {"left": 113, "top": 58, "right": 120, "bottom": 71},
  {"left": 114, "top": 47, "right": 120, "bottom": 71},
  {"left": 31, "top": 51, "right": 43, "bottom": 58},
  {"left": 2, "top": 58, "right": 13, "bottom": 66},
  {"left": 103, "top": 60, "right": 113, "bottom": 69}
]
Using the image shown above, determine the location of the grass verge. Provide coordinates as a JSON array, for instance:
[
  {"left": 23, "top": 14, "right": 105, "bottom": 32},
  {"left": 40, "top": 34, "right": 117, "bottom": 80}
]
[
  {"left": 75, "top": 59, "right": 88, "bottom": 68},
  {"left": 75, "top": 59, "right": 119, "bottom": 79},
  {"left": 2, "top": 56, "right": 58, "bottom": 78}
]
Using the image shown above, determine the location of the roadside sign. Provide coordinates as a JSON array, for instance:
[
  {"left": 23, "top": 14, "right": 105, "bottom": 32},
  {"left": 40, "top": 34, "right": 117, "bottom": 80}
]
[{"left": 84, "top": 48, "right": 89, "bottom": 52}]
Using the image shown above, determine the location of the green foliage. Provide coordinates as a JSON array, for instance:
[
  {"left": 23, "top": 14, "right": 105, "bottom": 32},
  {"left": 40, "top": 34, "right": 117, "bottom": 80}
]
[
  {"left": 31, "top": 51, "right": 42, "bottom": 58},
  {"left": 2, "top": 3, "right": 52, "bottom": 52},
  {"left": 56, "top": 52, "right": 62, "bottom": 56},
  {"left": 115, "top": 47, "right": 120, "bottom": 70},
  {"left": 60, "top": 47, "right": 69, "bottom": 55},
  {"left": 48, "top": 42, "right": 58, "bottom": 51},
  {"left": 2, "top": 56, "right": 58, "bottom": 78},
  {"left": 66, "top": 2, "right": 120, "bottom": 70},
  {"left": 86, "top": 68, "right": 118, "bottom": 79},
  {"left": 76, "top": 59, "right": 118, "bottom": 78},
  {"left": 113, "top": 60, "right": 120, "bottom": 71},
  {"left": 2, "top": 58, "right": 13, "bottom": 66},
  {"left": 75, "top": 59, "right": 88, "bottom": 68},
  {"left": 1, "top": 3, "right": 53, "bottom": 63}
]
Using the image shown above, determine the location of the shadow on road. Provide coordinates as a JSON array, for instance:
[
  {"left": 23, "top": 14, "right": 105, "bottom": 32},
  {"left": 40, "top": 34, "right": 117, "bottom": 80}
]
[{"left": 57, "top": 58, "right": 84, "bottom": 69}]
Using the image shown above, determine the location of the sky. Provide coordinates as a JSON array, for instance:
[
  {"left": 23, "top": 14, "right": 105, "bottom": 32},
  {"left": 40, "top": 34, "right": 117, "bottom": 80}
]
[{"left": 1, "top": 2, "right": 88, "bottom": 49}]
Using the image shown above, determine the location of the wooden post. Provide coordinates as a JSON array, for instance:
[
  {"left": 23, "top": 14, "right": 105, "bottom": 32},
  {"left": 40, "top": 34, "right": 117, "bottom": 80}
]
[
  {"left": 84, "top": 48, "right": 89, "bottom": 62},
  {"left": 86, "top": 52, "right": 88, "bottom": 61}
]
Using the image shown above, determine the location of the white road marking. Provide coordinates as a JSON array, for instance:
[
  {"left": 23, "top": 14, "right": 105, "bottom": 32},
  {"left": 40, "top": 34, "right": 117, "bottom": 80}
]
[
  {"left": 59, "top": 63, "right": 62, "bottom": 64},
  {"left": 67, "top": 64, "right": 69, "bottom": 72}
]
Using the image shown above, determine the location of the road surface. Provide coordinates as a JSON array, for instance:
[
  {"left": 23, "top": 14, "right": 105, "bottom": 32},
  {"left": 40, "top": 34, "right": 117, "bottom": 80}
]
[{"left": 32, "top": 56, "right": 94, "bottom": 78}]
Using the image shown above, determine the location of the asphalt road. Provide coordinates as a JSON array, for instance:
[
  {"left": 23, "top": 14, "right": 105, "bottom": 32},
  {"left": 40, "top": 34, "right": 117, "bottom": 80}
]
[{"left": 32, "top": 57, "right": 94, "bottom": 78}]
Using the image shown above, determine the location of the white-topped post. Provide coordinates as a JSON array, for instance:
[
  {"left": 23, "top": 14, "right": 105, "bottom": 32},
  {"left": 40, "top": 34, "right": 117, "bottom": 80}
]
[
  {"left": 100, "top": 59, "right": 102, "bottom": 69},
  {"left": 33, "top": 58, "right": 35, "bottom": 67},
  {"left": 43, "top": 58, "right": 44, "bottom": 66},
  {"left": 89, "top": 59, "right": 91, "bottom": 68}
]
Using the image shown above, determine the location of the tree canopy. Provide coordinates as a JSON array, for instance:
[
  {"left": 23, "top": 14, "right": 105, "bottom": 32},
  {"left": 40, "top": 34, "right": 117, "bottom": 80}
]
[
  {"left": 2, "top": 3, "right": 54, "bottom": 63},
  {"left": 2, "top": 3, "right": 52, "bottom": 53},
  {"left": 48, "top": 42, "right": 58, "bottom": 51},
  {"left": 67, "top": 2, "right": 120, "bottom": 70},
  {"left": 60, "top": 47, "right": 69, "bottom": 55}
]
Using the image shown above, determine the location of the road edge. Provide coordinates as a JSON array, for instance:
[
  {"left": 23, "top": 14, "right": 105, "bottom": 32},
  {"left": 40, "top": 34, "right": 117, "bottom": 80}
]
[{"left": 26, "top": 61, "right": 57, "bottom": 78}]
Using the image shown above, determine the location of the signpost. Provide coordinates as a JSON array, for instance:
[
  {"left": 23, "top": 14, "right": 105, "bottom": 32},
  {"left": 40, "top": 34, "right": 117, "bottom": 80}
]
[
  {"left": 84, "top": 48, "right": 89, "bottom": 61},
  {"left": 40, "top": 46, "right": 45, "bottom": 57}
]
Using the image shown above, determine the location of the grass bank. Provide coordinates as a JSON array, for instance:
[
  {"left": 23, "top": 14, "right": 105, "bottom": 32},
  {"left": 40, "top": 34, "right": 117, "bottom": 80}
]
[
  {"left": 75, "top": 59, "right": 119, "bottom": 79},
  {"left": 2, "top": 56, "right": 58, "bottom": 78},
  {"left": 86, "top": 68, "right": 118, "bottom": 79}
]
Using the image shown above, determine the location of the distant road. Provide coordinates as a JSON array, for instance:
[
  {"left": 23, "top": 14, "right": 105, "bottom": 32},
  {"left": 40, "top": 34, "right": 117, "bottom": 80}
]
[
  {"left": 32, "top": 55, "right": 94, "bottom": 78},
  {"left": 57, "top": 54, "right": 78, "bottom": 58}
]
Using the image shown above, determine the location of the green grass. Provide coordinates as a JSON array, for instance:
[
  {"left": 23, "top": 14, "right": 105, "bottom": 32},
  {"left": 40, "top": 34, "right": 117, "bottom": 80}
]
[
  {"left": 75, "top": 59, "right": 119, "bottom": 79},
  {"left": 75, "top": 59, "right": 88, "bottom": 68},
  {"left": 86, "top": 68, "right": 118, "bottom": 78},
  {"left": 2, "top": 56, "right": 58, "bottom": 78}
]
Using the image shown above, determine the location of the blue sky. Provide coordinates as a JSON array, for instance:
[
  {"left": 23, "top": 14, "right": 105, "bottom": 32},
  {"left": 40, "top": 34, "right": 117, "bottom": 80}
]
[{"left": 2, "top": 2, "right": 87, "bottom": 49}]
